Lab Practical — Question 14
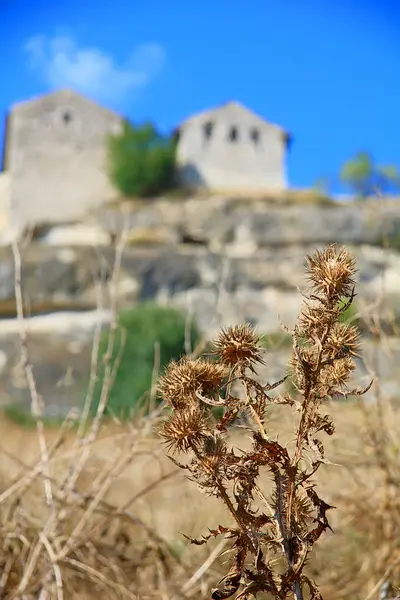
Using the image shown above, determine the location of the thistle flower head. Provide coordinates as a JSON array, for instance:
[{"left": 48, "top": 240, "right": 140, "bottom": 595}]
[
  {"left": 213, "top": 324, "right": 265, "bottom": 369},
  {"left": 158, "top": 357, "right": 228, "bottom": 409},
  {"left": 290, "top": 345, "right": 318, "bottom": 372},
  {"left": 321, "top": 356, "right": 356, "bottom": 391},
  {"left": 298, "top": 302, "right": 334, "bottom": 338},
  {"left": 305, "top": 244, "right": 356, "bottom": 301},
  {"left": 289, "top": 346, "right": 318, "bottom": 391},
  {"left": 325, "top": 322, "right": 360, "bottom": 359},
  {"left": 160, "top": 406, "right": 209, "bottom": 453},
  {"left": 200, "top": 434, "right": 227, "bottom": 476}
]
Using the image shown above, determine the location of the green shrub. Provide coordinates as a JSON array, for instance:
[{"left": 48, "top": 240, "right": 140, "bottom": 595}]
[
  {"left": 107, "top": 121, "right": 177, "bottom": 198},
  {"left": 386, "top": 232, "right": 400, "bottom": 252},
  {"left": 2, "top": 403, "right": 72, "bottom": 428},
  {"left": 91, "top": 303, "right": 200, "bottom": 418},
  {"left": 340, "top": 151, "right": 400, "bottom": 198}
]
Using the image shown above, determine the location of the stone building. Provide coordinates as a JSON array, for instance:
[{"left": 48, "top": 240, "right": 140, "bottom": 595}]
[
  {"left": 0, "top": 92, "right": 291, "bottom": 234},
  {"left": 175, "top": 101, "right": 291, "bottom": 193},
  {"left": 1, "top": 89, "right": 123, "bottom": 229}
]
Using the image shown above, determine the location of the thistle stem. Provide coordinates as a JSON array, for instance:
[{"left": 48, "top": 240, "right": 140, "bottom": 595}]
[{"left": 293, "top": 580, "right": 304, "bottom": 600}]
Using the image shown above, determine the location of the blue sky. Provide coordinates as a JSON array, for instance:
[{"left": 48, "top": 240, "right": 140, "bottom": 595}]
[{"left": 0, "top": 0, "right": 399, "bottom": 192}]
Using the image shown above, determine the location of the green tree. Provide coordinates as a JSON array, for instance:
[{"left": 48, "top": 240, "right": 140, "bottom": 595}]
[
  {"left": 313, "top": 176, "right": 332, "bottom": 196},
  {"left": 91, "top": 303, "right": 200, "bottom": 419},
  {"left": 340, "top": 151, "right": 400, "bottom": 198},
  {"left": 107, "top": 121, "right": 177, "bottom": 197}
]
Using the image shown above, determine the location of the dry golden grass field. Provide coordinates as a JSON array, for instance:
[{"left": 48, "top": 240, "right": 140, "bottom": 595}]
[{"left": 0, "top": 397, "right": 398, "bottom": 600}]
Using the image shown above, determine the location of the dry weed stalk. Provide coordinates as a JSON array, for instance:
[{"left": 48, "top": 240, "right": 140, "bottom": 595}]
[
  {"left": 159, "top": 244, "right": 372, "bottom": 600},
  {"left": 0, "top": 226, "right": 176, "bottom": 598}
]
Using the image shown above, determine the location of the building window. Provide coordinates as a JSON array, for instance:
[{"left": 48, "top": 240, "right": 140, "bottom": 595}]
[
  {"left": 203, "top": 121, "right": 213, "bottom": 141},
  {"left": 250, "top": 127, "right": 260, "bottom": 146},
  {"left": 62, "top": 111, "right": 72, "bottom": 125},
  {"left": 228, "top": 126, "right": 239, "bottom": 142}
]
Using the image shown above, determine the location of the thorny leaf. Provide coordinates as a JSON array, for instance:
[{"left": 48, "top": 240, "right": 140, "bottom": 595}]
[
  {"left": 166, "top": 455, "right": 188, "bottom": 470},
  {"left": 305, "top": 487, "right": 335, "bottom": 543},
  {"left": 209, "top": 525, "right": 241, "bottom": 540},
  {"left": 182, "top": 534, "right": 210, "bottom": 546},
  {"left": 314, "top": 414, "right": 335, "bottom": 436},
  {"left": 211, "top": 545, "right": 247, "bottom": 599},
  {"left": 263, "top": 374, "right": 289, "bottom": 392},
  {"left": 236, "top": 569, "right": 281, "bottom": 599},
  {"left": 216, "top": 406, "right": 241, "bottom": 432},
  {"left": 251, "top": 433, "right": 291, "bottom": 470},
  {"left": 183, "top": 524, "right": 239, "bottom": 546},
  {"left": 308, "top": 436, "right": 333, "bottom": 467},
  {"left": 330, "top": 377, "right": 374, "bottom": 400},
  {"left": 211, "top": 572, "right": 242, "bottom": 600},
  {"left": 196, "top": 390, "right": 227, "bottom": 406},
  {"left": 242, "top": 375, "right": 288, "bottom": 409}
]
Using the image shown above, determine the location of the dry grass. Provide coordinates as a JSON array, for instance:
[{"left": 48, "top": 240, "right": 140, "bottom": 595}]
[
  {"left": 125, "top": 227, "right": 174, "bottom": 246},
  {"left": 106, "top": 187, "right": 337, "bottom": 208},
  {"left": 310, "top": 398, "right": 400, "bottom": 600},
  {"left": 0, "top": 230, "right": 181, "bottom": 598},
  {"left": 0, "top": 414, "right": 174, "bottom": 598},
  {"left": 182, "top": 188, "right": 336, "bottom": 206},
  {"left": 1, "top": 397, "right": 399, "bottom": 599}
]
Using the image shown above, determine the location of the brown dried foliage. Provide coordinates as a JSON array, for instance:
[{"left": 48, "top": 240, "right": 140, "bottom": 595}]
[{"left": 158, "top": 244, "right": 373, "bottom": 600}]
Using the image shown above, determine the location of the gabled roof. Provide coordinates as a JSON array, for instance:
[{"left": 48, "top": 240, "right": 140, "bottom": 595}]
[
  {"left": 177, "top": 100, "right": 291, "bottom": 143},
  {"left": 10, "top": 88, "right": 121, "bottom": 121}
]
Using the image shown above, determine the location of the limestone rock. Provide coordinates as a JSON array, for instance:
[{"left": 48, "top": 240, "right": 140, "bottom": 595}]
[
  {"left": 41, "top": 223, "right": 111, "bottom": 246},
  {"left": 97, "top": 196, "right": 400, "bottom": 251}
]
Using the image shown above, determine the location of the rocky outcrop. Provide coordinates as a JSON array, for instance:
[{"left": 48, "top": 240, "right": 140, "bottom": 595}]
[
  {"left": 96, "top": 196, "right": 400, "bottom": 251},
  {"left": 0, "top": 324, "right": 398, "bottom": 418},
  {"left": 0, "top": 313, "right": 108, "bottom": 416},
  {"left": 0, "top": 241, "right": 399, "bottom": 336},
  {"left": 0, "top": 194, "right": 400, "bottom": 416}
]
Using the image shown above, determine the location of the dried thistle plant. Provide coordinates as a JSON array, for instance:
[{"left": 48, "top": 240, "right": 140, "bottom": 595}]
[{"left": 158, "top": 244, "right": 372, "bottom": 600}]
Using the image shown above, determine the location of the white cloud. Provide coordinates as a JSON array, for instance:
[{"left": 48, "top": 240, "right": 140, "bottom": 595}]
[{"left": 23, "top": 32, "right": 165, "bottom": 106}]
